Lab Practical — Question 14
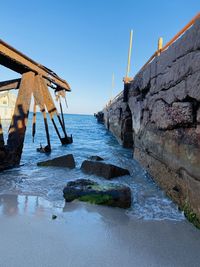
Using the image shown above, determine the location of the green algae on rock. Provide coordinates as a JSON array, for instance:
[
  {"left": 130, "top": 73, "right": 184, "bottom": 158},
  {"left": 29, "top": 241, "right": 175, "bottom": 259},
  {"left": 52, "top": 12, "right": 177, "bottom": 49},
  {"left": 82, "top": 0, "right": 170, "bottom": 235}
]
[
  {"left": 63, "top": 179, "right": 131, "bottom": 208},
  {"left": 183, "top": 203, "right": 200, "bottom": 229}
]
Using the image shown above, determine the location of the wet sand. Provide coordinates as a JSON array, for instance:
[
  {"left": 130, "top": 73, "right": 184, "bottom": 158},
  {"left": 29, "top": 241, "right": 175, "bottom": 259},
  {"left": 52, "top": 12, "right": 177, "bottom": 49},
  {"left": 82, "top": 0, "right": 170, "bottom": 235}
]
[{"left": 0, "top": 195, "right": 200, "bottom": 267}]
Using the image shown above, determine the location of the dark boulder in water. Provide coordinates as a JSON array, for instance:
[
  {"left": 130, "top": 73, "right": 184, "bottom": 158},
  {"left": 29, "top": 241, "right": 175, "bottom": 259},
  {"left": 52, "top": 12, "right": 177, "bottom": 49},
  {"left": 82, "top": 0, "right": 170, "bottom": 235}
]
[
  {"left": 88, "top": 155, "right": 104, "bottom": 161},
  {"left": 37, "top": 144, "right": 51, "bottom": 154},
  {"left": 81, "top": 160, "right": 130, "bottom": 179},
  {"left": 94, "top": 111, "right": 104, "bottom": 123},
  {"left": 37, "top": 154, "right": 75, "bottom": 168},
  {"left": 63, "top": 179, "right": 131, "bottom": 208}
]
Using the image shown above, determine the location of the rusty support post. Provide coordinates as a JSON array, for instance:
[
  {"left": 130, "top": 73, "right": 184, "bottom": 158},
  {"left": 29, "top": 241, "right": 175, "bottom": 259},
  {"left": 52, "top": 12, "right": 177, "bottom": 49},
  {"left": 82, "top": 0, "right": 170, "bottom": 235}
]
[
  {"left": 32, "top": 101, "right": 37, "bottom": 142},
  {"left": 51, "top": 118, "right": 63, "bottom": 142},
  {"left": 7, "top": 71, "right": 35, "bottom": 165},
  {"left": 58, "top": 96, "right": 66, "bottom": 135},
  {"left": 33, "top": 75, "right": 51, "bottom": 150},
  {"left": 57, "top": 115, "right": 67, "bottom": 135},
  {"left": 40, "top": 77, "right": 72, "bottom": 144},
  {"left": 42, "top": 109, "right": 51, "bottom": 150},
  {"left": 0, "top": 116, "right": 4, "bottom": 148}
]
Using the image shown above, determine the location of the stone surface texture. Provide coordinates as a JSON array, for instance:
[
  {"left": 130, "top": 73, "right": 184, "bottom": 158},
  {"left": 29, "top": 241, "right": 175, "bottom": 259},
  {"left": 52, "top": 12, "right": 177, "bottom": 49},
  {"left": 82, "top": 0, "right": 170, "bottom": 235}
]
[
  {"left": 81, "top": 160, "right": 130, "bottom": 179},
  {"left": 37, "top": 154, "right": 75, "bottom": 168},
  {"left": 101, "top": 18, "right": 200, "bottom": 222}
]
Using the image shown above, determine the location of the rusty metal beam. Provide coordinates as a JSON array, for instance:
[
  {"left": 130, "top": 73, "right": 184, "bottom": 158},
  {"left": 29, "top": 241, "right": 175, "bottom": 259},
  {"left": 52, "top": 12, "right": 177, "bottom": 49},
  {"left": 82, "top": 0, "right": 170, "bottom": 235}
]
[
  {"left": 32, "top": 75, "right": 62, "bottom": 143},
  {"left": 32, "top": 101, "right": 37, "bottom": 142},
  {"left": 0, "top": 116, "right": 4, "bottom": 148},
  {"left": 33, "top": 75, "right": 52, "bottom": 150},
  {"left": 7, "top": 71, "right": 35, "bottom": 165},
  {"left": 0, "top": 39, "right": 71, "bottom": 91},
  {"left": 0, "top": 78, "right": 21, "bottom": 91},
  {"left": 39, "top": 76, "right": 72, "bottom": 144}
]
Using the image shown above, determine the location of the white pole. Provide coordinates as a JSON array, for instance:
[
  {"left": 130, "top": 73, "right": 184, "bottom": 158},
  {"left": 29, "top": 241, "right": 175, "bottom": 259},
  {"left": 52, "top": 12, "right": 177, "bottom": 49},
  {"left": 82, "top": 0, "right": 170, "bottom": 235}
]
[{"left": 126, "top": 29, "right": 133, "bottom": 78}]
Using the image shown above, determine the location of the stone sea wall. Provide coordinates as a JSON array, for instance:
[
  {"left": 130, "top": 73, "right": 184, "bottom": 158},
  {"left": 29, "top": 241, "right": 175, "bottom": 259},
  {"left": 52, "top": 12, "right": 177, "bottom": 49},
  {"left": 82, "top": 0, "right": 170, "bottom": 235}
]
[{"left": 101, "top": 18, "right": 200, "bottom": 224}]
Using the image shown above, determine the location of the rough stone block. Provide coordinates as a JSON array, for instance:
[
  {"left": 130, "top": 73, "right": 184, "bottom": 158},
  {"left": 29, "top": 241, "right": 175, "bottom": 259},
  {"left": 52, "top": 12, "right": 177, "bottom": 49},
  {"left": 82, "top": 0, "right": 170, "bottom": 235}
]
[
  {"left": 152, "top": 81, "right": 187, "bottom": 105},
  {"left": 147, "top": 93, "right": 157, "bottom": 111},
  {"left": 187, "top": 51, "right": 200, "bottom": 74},
  {"left": 155, "top": 53, "right": 196, "bottom": 94},
  {"left": 151, "top": 100, "right": 171, "bottom": 129},
  {"left": 174, "top": 18, "right": 200, "bottom": 59},
  {"left": 186, "top": 72, "right": 200, "bottom": 101},
  {"left": 173, "top": 55, "right": 192, "bottom": 83},
  {"left": 37, "top": 154, "right": 75, "bottom": 168},
  {"left": 156, "top": 44, "right": 175, "bottom": 75},
  {"left": 141, "top": 65, "right": 151, "bottom": 91},
  {"left": 159, "top": 88, "right": 176, "bottom": 105},
  {"left": 194, "top": 18, "right": 200, "bottom": 50},
  {"left": 141, "top": 110, "right": 150, "bottom": 129},
  {"left": 174, "top": 81, "right": 187, "bottom": 101},
  {"left": 81, "top": 160, "right": 130, "bottom": 179},
  {"left": 150, "top": 57, "right": 157, "bottom": 79},
  {"left": 170, "top": 102, "right": 193, "bottom": 125},
  {"left": 151, "top": 100, "right": 193, "bottom": 129},
  {"left": 149, "top": 77, "right": 157, "bottom": 94},
  {"left": 130, "top": 71, "right": 143, "bottom": 93},
  {"left": 155, "top": 68, "right": 174, "bottom": 92},
  {"left": 197, "top": 108, "right": 200, "bottom": 123},
  {"left": 128, "top": 97, "right": 142, "bottom": 134}
]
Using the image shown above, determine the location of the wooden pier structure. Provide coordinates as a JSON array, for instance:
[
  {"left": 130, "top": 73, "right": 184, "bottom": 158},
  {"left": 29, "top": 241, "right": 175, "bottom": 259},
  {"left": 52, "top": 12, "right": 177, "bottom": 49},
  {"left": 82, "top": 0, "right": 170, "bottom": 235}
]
[{"left": 0, "top": 39, "right": 72, "bottom": 170}]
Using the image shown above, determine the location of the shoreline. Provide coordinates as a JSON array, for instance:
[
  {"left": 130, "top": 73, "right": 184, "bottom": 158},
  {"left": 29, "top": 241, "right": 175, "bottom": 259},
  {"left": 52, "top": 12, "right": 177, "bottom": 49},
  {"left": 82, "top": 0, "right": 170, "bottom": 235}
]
[{"left": 0, "top": 193, "right": 200, "bottom": 267}]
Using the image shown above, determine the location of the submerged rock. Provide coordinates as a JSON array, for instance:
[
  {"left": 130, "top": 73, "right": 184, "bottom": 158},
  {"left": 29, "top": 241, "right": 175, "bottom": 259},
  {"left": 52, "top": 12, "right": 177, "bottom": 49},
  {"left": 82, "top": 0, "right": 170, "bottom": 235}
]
[
  {"left": 88, "top": 155, "right": 104, "bottom": 161},
  {"left": 81, "top": 160, "right": 130, "bottom": 179},
  {"left": 52, "top": 215, "right": 57, "bottom": 220},
  {"left": 94, "top": 111, "right": 104, "bottom": 123},
  {"left": 37, "top": 154, "right": 75, "bottom": 168},
  {"left": 63, "top": 179, "right": 131, "bottom": 208}
]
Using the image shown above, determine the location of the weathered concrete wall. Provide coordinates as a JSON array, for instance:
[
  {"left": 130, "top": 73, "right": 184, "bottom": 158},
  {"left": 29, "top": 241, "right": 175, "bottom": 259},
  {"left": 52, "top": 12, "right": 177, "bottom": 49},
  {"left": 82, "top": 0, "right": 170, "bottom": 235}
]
[{"left": 102, "top": 18, "right": 200, "bottom": 225}]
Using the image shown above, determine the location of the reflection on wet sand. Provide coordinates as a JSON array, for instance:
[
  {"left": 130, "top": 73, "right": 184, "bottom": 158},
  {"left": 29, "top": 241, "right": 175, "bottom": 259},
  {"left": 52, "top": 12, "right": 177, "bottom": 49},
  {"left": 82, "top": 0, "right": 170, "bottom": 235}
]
[
  {"left": 0, "top": 192, "right": 131, "bottom": 229},
  {"left": 63, "top": 201, "right": 130, "bottom": 226},
  {"left": 0, "top": 193, "right": 130, "bottom": 226},
  {"left": 0, "top": 194, "right": 18, "bottom": 216},
  {"left": 0, "top": 194, "right": 51, "bottom": 217}
]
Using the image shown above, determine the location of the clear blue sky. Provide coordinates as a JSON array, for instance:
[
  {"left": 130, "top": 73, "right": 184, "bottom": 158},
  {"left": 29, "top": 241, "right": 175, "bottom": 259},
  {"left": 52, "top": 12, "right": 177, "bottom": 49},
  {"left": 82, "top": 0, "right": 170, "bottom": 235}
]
[{"left": 0, "top": 0, "right": 199, "bottom": 114}]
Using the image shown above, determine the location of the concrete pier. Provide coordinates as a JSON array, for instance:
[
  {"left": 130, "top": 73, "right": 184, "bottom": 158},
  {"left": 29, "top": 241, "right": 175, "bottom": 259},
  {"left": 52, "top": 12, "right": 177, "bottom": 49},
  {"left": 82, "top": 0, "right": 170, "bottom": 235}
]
[{"left": 98, "top": 17, "right": 200, "bottom": 226}]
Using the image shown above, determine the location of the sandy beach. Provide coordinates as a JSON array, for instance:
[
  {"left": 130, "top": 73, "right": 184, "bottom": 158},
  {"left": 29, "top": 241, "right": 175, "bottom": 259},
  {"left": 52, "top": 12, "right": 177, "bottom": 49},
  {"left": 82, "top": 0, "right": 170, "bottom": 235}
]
[
  {"left": 0, "top": 1, "right": 200, "bottom": 266},
  {"left": 0, "top": 194, "right": 200, "bottom": 267}
]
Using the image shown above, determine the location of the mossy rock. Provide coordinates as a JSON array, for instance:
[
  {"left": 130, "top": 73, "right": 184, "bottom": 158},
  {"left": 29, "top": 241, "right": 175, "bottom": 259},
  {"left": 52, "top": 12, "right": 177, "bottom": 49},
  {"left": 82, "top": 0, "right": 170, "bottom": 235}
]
[
  {"left": 183, "top": 203, "right": 200, "bottom": 229},
  {"left": 78, "top": 194, "right": 113, "bottom": 205},
  {"left": 63, "top": 179, "right": 131, "bottom": 209}
]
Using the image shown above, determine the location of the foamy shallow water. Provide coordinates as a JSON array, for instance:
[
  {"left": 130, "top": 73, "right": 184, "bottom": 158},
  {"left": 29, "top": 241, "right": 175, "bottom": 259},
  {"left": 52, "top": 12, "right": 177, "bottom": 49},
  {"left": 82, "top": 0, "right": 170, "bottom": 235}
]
[{"left": 0, "top": 113, "right": 184, "bottom": 221}]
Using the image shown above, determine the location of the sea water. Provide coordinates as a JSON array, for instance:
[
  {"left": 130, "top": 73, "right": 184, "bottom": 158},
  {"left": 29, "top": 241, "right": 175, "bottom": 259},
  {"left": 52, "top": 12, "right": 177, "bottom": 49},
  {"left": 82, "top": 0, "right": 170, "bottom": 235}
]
[{"left": 0, "top": 113, "right": 184, "bottom": 221}]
